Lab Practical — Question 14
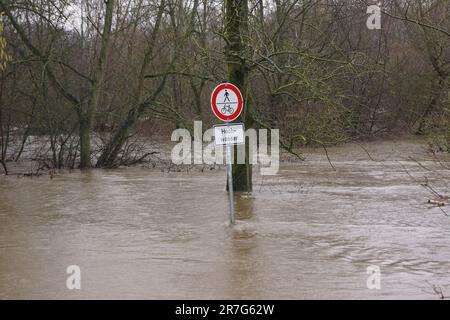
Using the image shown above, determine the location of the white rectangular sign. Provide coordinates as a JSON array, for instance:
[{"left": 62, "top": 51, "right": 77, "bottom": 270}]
[{"left": 214, "top": 123, "right": 245, "bottom": 146}]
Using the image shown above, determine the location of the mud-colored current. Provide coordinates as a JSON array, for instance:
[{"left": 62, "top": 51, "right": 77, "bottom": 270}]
[{"left": 1, "top": 140, "right": 450, "bottom": 299}]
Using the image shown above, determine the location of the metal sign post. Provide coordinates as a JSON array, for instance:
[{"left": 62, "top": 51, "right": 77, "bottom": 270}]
[
  {"left": 226, "top": 140, "right": 235, "bottom": 225},
  {"left": 211, "top": 83, "right": 244, "bottom": 225}
]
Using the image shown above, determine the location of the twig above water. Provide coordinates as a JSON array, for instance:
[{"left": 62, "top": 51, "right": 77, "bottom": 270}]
[{"left": 321, "top": 145, "right": 336, "bottom": 171}]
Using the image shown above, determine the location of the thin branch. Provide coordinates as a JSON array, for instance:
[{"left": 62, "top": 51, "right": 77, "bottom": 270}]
[{"left": 382, "top": 10, "right": 450, "bottom": 37}]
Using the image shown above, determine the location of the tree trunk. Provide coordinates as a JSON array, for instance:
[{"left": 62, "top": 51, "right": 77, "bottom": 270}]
[
  {"left": 79, "top": 0, "right": 115, "bottom": 168},
  {"left": 225, "top": 0, "right": 252, "bottom": 192},
  {"left": 79, "top": 116, "right": 91, "bottom": 167}
]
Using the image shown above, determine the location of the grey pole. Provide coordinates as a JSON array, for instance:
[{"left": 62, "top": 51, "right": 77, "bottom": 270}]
[{"left": 226, "top": 142, "right": 235, "bottom": 225}]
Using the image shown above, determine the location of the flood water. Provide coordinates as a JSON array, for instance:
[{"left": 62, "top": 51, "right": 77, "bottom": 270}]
[{"left": 1, "top": 140, "right": 450, "bottom": 299}]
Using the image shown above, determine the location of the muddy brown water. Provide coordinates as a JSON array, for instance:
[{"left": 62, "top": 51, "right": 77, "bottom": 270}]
[{"left": 1, "top": 140, "right": 450, "bottom": 299}]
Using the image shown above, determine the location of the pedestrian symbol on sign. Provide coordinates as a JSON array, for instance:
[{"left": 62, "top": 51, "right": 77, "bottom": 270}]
[{"left": 224, "top": 90, "right": 230, "bottom": 102}]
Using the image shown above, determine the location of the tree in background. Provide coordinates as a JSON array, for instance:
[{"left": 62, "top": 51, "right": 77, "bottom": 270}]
[
  {"left": 0, "top": 0, "right": 448, "bottom": 173},
  {"left": 225, "top": 0, "right": 252, "bottom": 192},
  {"left": 0, "top": 0, "right": 115, "bottom": 169}
]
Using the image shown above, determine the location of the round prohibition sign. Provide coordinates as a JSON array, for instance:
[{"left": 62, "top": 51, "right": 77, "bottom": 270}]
[{"left": 211, "top": 83, "right": 243, "bottom": 122}]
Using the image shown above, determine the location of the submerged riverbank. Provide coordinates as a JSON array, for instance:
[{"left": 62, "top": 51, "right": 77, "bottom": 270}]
[{"left": 1, "top": 135, "right": 449, "bottom": 175}]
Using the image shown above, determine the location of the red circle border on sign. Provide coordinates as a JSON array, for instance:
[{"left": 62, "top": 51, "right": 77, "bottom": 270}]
[{"left": 211, "top": 83, "right": 243, "bottom": 122}]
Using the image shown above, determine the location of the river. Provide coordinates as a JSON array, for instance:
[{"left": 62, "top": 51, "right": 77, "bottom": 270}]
[{"left": 1, "top": 140, "right": 449, "bottom": 299}]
